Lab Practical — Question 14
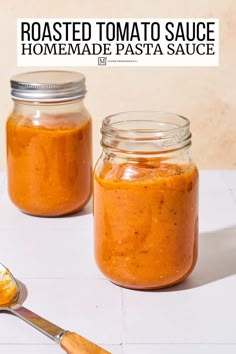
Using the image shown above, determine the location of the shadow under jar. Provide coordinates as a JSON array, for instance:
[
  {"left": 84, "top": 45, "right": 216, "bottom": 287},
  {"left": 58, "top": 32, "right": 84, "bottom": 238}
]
[
  {"left": 7, "top": 71, "right": 92, "bottom": 217},
  {"left": 94, "top": 111, "right": 199, "bottom": 289}
]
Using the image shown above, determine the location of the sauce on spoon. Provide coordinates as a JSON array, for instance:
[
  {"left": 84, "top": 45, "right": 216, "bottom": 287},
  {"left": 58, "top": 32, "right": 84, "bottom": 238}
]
[{"left": 0, "top": 265, "right": 17, "bottom": 305}]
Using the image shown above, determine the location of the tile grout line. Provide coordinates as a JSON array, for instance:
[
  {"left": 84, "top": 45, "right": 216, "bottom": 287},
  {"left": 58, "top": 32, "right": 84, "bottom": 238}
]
[
  {"left": 219, "top": 170, "right": 231, "bottom": 190},
  {"left": 229, "top": 189, "right": 236, "bottom": 205},
  {"left": 0, "top": 342, "right": 121, "bottom": 346},
  {"left": 120, "top": 342, "right": 125, "bottom": 354},
  {"left": 121, "top": 288, "right": 126, "bottom": 353},
  {"left": 0, "top": 342, "right": 236, "bottom": 346},
  {"left": 121, "top": 342, "right": 236, "bottom": 346},
  {"left": 0, "top": 173, "right": 5, "bottom": 200},
  {"left": 0, "top": 343, "right": 57, "bottom": 346},
  {"left": 16, "top": 277, "right": 106, "bottom": 280},
  {"left": 219, "top": 171, "right": 236, "bottom": 207},
  {"left": 219, "top": 171, "right": 236, "bottom": 193}
]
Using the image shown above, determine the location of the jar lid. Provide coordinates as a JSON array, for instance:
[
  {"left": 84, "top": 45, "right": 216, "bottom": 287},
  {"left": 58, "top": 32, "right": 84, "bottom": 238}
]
[{"left": 10, "top": 70, "right": 87, "bottom": 102}]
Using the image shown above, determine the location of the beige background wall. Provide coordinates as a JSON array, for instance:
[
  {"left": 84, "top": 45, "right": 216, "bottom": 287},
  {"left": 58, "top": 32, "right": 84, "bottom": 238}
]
[{"left": 0, "top": 0, "right": 235, "bottom": 170}]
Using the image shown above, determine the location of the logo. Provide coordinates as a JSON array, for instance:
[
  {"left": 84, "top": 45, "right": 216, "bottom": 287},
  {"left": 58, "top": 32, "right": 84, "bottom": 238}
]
[{"left": 98, "top": 57, "right": 107, "bottom": 66}]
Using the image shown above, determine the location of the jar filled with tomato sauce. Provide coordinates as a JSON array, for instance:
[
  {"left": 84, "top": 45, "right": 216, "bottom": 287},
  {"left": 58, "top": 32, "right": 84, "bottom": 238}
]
[
  {"left": 94, "top": 111, "right": 198, "bottom": 289},
  {"left": 7, "top": 71, "right": 92, "bottom": 217}
]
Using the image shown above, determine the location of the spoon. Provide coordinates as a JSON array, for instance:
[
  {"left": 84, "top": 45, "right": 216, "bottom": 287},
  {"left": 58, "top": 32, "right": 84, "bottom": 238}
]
[{"left": 0, "top": 263, "right": 111, "bottom": 354}]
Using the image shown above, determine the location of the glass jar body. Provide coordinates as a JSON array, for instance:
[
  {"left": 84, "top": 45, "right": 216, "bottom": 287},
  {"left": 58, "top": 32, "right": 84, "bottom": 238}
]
[
  {"left": 7, "top": 99, "right": 92, "bottom": 216},
  {"left": 94, "top": 112, "right": 198, "bottom": 289},
  {"left": 94, "top": 151, "right": 198, "bottom": 289}
]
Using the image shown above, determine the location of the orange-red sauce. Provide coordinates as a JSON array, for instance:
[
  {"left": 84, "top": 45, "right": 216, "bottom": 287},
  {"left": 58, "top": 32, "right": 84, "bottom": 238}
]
[
  {"left": 7, "top": 113, "right": 92, "bottom": 216},
  {"left": 94, "top": 161, "right": 198, "bottom": 289},
  {"left": 0, "top": 270, "right": 17, "bottom": 305}
]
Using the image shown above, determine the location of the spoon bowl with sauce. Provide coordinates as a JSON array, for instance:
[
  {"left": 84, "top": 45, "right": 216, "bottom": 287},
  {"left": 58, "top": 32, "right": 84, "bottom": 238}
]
[{"left": 0, "top": 263, "right": 110, "bottom": 354}]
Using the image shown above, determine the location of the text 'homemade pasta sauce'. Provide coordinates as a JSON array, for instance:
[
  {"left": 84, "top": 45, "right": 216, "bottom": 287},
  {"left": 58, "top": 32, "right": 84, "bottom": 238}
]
[{"left": 94, "top": 112, "right": 198, "bottom": 289}]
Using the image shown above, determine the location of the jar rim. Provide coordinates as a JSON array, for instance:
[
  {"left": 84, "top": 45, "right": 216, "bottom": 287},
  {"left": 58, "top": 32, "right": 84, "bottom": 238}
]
[
  {"left": 103, "top": 110, "right": 190, "bottom": 132},
  {"left": 101, "top": 111, "right": 192, "bottom": 153}
]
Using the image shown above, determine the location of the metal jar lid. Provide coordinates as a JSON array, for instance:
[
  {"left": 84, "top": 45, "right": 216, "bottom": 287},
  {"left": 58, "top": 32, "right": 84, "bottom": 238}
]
[{"left": 10, "top": 70, "right": 87, "bottom": 102}]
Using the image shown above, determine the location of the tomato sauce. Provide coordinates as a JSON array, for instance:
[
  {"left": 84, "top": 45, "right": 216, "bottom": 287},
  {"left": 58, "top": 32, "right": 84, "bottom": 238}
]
[
  {"left": 7, "top": 113, "right": 92, "bottom": 216},
  {"left": 94, "top": 161, "right": 198, "bottom": 289}
]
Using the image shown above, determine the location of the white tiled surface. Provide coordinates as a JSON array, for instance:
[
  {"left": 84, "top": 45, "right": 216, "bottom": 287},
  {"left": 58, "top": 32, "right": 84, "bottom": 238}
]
[
  {"left": 0, "top": 171, "right": 236, "bottom": 354},
  {"left": 124, "top": 344, "right": 236, "bottom": 354},
  {"left": 221, "top": 170, "right": 236, "bottom": 189},
  {"left": 0, "top": 345, "right": 122, "bottom": 354}
]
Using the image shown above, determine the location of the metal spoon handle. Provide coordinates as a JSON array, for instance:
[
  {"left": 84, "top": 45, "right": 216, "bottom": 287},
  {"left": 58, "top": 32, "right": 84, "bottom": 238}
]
[
  {"left": 9, "top": 305, "right": 66, "bottom": 342},
  {"left": 9, "top": 306, "right": 111, "bottom": 353}
]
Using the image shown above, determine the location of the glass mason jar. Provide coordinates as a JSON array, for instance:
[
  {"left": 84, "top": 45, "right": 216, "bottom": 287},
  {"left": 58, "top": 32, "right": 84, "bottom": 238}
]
[
  {"left": 94, "top": 111, "right": 198, "bottom": 289},
  {"left": 7, "top": 71, "right": 92, "bottom": 217}
]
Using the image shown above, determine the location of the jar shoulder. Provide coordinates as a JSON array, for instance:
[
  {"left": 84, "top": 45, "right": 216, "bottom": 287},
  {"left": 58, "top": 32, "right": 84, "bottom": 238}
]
[
  {"left": 7, "top": 103, "right": 91, "bottom": 130},
  {"left": 95, "top": 154, "right": 198, "bottom": 185}
]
